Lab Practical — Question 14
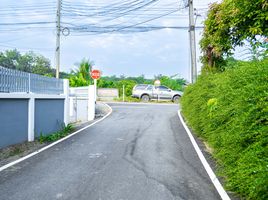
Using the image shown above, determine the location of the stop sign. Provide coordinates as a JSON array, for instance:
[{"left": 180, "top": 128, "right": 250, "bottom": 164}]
[{"left": 90, "top": 69, "right": 101, "bottom": 79}]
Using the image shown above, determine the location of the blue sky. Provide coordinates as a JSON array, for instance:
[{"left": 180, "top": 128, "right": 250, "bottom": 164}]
[{"left": 0, "top": 0, "right": 221, "bottom": 81}]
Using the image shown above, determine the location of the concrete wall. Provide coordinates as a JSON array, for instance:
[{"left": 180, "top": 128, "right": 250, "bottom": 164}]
[
  {"left": 97, "top": 88, "right": 119, "bottom": 101},
  {"left": 34, "top": 99, "right": 64, "bottom": 137},
  {"left": 0, "top": 81, "right": 69, "bottom": 149},
  {"left": 0, "top": 99, "right": 28, "bottom": 148},
  {"left": 69, "top": 86, "right": 95, "bottom": 123},
  {"left": 0, "top": 80, "right": 100, "bottom": 149}
]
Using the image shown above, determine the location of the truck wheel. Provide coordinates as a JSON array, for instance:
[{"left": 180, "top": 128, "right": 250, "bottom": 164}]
[
  {"left": 173, "top": 95, "right": 180, "bottom": 103},
  {"left": 141, "top": 94, "right": 150, "bottom": 102}
]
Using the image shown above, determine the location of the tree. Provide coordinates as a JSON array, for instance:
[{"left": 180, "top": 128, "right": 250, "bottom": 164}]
[
  {"left": 31, "top": 53, "right": 52, "bottom": 75},
  {"left": 200, "top": 0, "right": 268, "bottom": 70},
  {"left": 69, "top": 59, "right": 94, "bottom": 87},
  {"left": 0, "top": 49, "right": 55, "bottom": 75},
  {"left": 0, "top": 49, "right": 21, "bottom": 69},
  {"left": 159, "top": 75, "right": 185, "bottom": 91},
  {"left": 17, "top": 53, "right": 34, "bottom": 72},
  {"left": 115, "top": 80, "right": 137, "bottom": 97}
]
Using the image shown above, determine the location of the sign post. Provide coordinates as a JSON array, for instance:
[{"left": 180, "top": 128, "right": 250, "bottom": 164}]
[
  {"left": 123, "top": 85, "right": 125, "bottom": 102},
  {"left": 93, "top": 79, "right": 97, "bottom": 101},
  {"left": 154, "top": 80, "right": 161, "bottom": 102},
  {"left": 90, "top": 69, "right": 101, "bottom": 102}
]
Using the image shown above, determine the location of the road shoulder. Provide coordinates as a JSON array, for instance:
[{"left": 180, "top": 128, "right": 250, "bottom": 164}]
[{"left": 178, "top": 110, "right": 240, "bottom": 200}]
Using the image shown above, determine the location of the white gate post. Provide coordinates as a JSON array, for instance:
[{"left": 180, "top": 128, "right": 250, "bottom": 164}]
[
  {"left": 94, "top": 79, "right": 97, "bottom": 102},
  {"left": 63, "top": 79, "right": 69, "bottom": 125},
  {"left": 28, "top": 96, "right": 35, "bottom": 142},
  {"left": 88, "top": 85, "right": 95, "bottom": 121}
]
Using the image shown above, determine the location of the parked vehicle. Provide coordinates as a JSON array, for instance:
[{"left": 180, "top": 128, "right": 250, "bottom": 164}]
[{"left": 132, "top": 84, "right": 183, "bottom": 103}]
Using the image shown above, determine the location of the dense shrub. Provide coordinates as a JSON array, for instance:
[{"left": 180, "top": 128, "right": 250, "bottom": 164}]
[{"left": 181, "top": 59, "right": 268, "bottom": 200}]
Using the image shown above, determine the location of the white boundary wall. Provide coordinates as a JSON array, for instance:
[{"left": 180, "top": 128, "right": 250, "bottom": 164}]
[{"left": 69, "top": 86, "right": 95, "bottom": 123}]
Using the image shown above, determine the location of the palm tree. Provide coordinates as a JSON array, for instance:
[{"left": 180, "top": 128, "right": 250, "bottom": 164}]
[{"left": 69, "top": 59, "right": 94, "bottom": 87}]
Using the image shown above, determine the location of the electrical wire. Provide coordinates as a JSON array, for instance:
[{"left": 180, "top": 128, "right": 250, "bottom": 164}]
[
  {"left": 60, "top": 0, "right": 189, "bottom": 35},
  {"left": 0, "top": 0, "right": 205, "bottom": 42},
  {"left": 0, "top": 0, "right": 191, "bottom": 34}
]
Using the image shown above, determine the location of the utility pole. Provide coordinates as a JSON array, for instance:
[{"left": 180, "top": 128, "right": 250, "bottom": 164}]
[
  {"left": 188, "top": 0, "right": 197, "bottom": 83},
  {"left": 55, "top": 0, "right": 61, "bottom": 79}
]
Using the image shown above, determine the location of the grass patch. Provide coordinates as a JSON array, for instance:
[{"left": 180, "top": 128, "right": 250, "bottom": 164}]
[
  {"left": 114, "top": 96, "right": 177, "bottom": 104},
  {"left": 114, "top": 96, "right": 142, "bottom": 102},
  {"left": 8, "top": 147, "right": 23, "bottom": 157},
  {"left": 181, "top": 59, "right": 268, "bottom": 200},
  {"left": 39, "top": 123, "right": 74, "bottom": 143}
]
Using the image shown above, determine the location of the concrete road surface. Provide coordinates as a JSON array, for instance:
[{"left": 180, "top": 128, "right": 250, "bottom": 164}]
[{"left": 0, "top": 103, "right": 221, "bottom": 200}]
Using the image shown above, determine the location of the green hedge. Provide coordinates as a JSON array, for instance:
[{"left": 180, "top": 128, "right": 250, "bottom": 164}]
[{"left": 181, "top": 59, "right": 268, "bottom": 200}]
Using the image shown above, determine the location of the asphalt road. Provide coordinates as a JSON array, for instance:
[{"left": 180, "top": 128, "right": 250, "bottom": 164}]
[{"left": 0, "top": 103, "right": 221, "bottom": 200}]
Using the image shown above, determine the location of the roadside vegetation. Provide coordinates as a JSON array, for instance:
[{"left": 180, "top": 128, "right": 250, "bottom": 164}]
[
  {"left": 181, "top": 0, "right": 268, "bottom": 199},
  {"left": 39, "top": 123, "right": 74, "bottom": 143},
  {"left": 181, "top": 59, "right": 268, "bottom": 199}
]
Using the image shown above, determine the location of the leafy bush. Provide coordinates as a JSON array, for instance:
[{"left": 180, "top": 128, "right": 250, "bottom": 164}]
[
  {"left": 159, "top": 76, "right": 185, "bottom": 91},
  {"left": 181, "top": 59, "right": 268, "bottom": 200},
  {"left": 114, "top": 96, "right": 141, "bottom": 102},
  {"left": 39, "top": 123, "right": 74, "bottom": 143}
]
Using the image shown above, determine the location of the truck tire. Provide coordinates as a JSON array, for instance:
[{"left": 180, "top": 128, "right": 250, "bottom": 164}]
[{"left": 141, "top": 94, "right": 150, "bottom": 102}]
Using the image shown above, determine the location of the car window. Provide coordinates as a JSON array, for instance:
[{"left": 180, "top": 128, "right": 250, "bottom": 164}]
[
  {"left": 135, "top": 85, "right": 148, "bottom": 90},
  {"left": 157, "top": 86, "right": 169, "bottom": 91},
  {"left": 146, "top": 85, "right": 153, "bottom": 90}
]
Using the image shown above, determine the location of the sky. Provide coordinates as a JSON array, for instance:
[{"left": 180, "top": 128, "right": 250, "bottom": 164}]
[{"left": 0, "top": 0, "right": 221, "bottom": 81}]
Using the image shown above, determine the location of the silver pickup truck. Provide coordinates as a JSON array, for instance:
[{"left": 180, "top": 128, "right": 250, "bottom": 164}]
[{"left": 132, "top": 84, "right": 183, "bottom": 103}]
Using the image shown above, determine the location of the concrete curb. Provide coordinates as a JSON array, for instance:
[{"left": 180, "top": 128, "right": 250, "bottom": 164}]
[{"left": 178, "top": 110, "right": 231, "bottom": 200}]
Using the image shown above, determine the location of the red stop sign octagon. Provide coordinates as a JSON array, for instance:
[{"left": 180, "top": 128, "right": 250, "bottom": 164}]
[{"left": 90, "top": 69, "right": 101, "bottom": 79}]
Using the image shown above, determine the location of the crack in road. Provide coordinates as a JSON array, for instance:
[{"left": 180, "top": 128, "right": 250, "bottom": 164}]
[
  {"left": 0, "top": 104, "right": 221, "bottom": 200},
  {"left": 122, "top": 113, "right": 215, "bottom": 200},
  {"left": 122, "top": 113, "right": 184, "bottom": 199}
]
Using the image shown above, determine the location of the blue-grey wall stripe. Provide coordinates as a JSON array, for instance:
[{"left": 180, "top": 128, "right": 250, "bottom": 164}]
[
  {"left": 0, "top": 99, "right": 28, "bottom": 148},
  {"left": 34, "top": 99, "right": 64, "bottom": 137}
]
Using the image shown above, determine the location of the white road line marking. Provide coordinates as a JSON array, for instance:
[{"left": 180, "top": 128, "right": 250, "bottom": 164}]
[
  {"left": 178, "top": 110, "right": 231, "bottom": 200},
  {"left": 112, "top": 106, "right": 147, "bottom": 109},
  {"left": 0, "top": 103, "right": 113, "bottom": 172},
  {"left": 105, "top": 101, "right": 179, "bottom": 106},
  {"left": 88, "top": 153, "right": 103, "bottom": 159}
]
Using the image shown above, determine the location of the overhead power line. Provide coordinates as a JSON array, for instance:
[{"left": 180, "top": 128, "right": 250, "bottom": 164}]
[
  {"left": 0, "top": 22, "right": 55, "bottom": 26},
  {"left": 60, "top": 0, "right": 189, "bottom": 35},
  {"left": 0, "top": 0, "right": 194, "bottom": 35}
]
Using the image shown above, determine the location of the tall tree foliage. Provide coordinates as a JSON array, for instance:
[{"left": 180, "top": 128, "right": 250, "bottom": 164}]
[
  {"left": 200, "top": 0, "right": 268, "bottom": 70},
  {"left": 69, "top": 59, "right": 93, "bottom": 87},
  {"left": 0, "top": 49, "right": 55, "bottom": 76}
]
